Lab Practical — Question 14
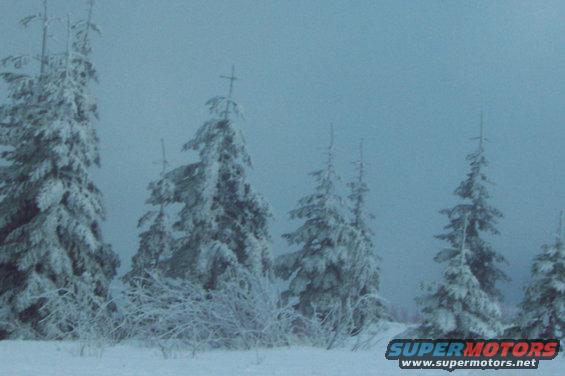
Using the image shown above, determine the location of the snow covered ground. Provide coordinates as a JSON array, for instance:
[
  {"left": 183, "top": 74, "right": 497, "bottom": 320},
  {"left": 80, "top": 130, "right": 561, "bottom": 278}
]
[{"left": 0, "top": 323, "right": 562, "bottom": 376}]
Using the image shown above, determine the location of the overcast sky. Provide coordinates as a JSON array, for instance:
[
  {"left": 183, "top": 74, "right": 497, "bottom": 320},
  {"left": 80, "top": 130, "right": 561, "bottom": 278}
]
[{"left": 1, "top": 0, "right": 564, "bottom": 312}]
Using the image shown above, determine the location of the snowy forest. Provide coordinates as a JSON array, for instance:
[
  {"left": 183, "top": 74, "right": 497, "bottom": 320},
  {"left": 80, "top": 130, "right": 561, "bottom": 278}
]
[{"left": 0, "top": 1, "right": 564, "bottom": 375}]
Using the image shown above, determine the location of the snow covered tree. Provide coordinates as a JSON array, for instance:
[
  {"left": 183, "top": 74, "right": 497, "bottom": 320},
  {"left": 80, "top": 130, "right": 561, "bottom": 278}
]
[
  {"left": 435, "top": 116, "right": 505, "bottom": 298},
  {"left": 345, "top": 140, "right": 386, "bottom": 330},
  {"left": 517, "top": 211, "right": 564, "bottom": 341},
  {"left": 276, "top": 126, "right": 354, "bottom": 325},
  {"left": 123, "top": 140, "right": 174, "bottom": 285},
  {"left": 0, "top": 3, "right": 118, "bottom": 339},
  {"left": 166, "top": 67, "right": 272, "bottom": 290},
  {"left": 418, "top": 215, "right": 503, "bottom": 339}
]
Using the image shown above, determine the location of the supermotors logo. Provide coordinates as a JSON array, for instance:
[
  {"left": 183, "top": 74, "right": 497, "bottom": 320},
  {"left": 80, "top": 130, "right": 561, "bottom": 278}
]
[{"left": 385, "top": 339, "right": 560, "bottom": 372}]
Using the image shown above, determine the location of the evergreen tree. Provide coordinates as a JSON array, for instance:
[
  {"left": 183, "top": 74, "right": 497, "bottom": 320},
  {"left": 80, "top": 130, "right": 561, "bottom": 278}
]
[
  {"left": 123, "top": 140, "right": 174, "bottom": 285},
  {"left": 418, "top": 215, "right": 503, "bottom": 338},
  {"left": 435, "top": 116, "right": 505, "bottom": 298},
  {"left": 346, "top": 140, "right": 386, "bottom": 328},
  {"left": 276, "top": 126, "right": 353, "bottom": 320},
  {"left": 517, "top": 211, "right": 564, "bottom": 341},
  {"left": 0, "top": 3, "right": 118, "bottom": 338},
  {"left": 166, "top": 67, "right": 272, "bottom": 290}
]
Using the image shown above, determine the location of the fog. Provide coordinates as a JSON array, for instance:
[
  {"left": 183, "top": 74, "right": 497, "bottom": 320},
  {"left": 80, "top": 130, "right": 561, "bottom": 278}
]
[{"left": 1, "top": 0, "right": 564, "bottom": 312}]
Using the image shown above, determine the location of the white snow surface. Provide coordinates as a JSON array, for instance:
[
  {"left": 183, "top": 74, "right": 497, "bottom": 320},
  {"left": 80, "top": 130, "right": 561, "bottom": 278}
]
[{"left": 0, "top": 322, "right": 562, "bottom": 376}]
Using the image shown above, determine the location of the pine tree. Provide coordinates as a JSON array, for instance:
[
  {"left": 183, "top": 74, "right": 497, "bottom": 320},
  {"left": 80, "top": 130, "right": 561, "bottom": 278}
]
[
  {"left": 166, "top": 67, "right": 272, "bottom": 290},
  {"left": 276, "top": 126, "right": 353, "bottom": 321},
  {"left": 418, "top": 215, "right": 503, "bottom": 338},
  {"left": 0, "top": 2, "right": 118, "bottom": 338},
  {"left": 435, "top": 115, "right": 505, "bottom": 298},
  {"left": 346, "top": 140, "right": 385, "bottom": 329},
  {"left": 517, "top": 211, "right": 564, "bottom": 341},
  {"left": 124, "top": 140, "right": 174, "bottom": 285}
]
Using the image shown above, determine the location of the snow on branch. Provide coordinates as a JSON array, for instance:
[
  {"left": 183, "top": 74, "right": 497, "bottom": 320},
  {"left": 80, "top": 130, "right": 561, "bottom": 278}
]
[{"left": 121, "top": 270, "right": 316, "bottom": 353}]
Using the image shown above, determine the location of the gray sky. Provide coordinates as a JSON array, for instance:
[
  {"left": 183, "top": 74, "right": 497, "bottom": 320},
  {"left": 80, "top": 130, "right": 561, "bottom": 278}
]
[{"left": 1, "top": 0, "right": 564, "bottom": 312}]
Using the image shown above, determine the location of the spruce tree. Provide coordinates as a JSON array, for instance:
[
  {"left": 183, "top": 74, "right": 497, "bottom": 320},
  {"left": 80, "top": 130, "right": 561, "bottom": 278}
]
[
  {"left": 418, "top": 215, "right": 503, "bottom": 338},
  {"left": 517, "top": 211, "right": 564, "bottom": 341},
  {"left": 124, "top": 140, "right": 174, "bottom": 285},
  {"left": 276, "top": 126, "right": 353, "bottom": 320},
  {"left": 435, "top": 116, "right": 505, "bottom": 298},
  {"left": 346, "top": 140, "right": 385, "bottom": 328},
  {"left": 0, "top": 3, "right": 118, "bottom": 338},
  {"left": 166, "top": 67, "right": 272, "bottom": 290}
]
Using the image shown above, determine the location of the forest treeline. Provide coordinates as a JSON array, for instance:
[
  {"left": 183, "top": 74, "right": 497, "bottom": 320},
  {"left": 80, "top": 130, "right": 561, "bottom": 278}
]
[{"left": 0, "top": 1, "right": 562, "bottom": 352}]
